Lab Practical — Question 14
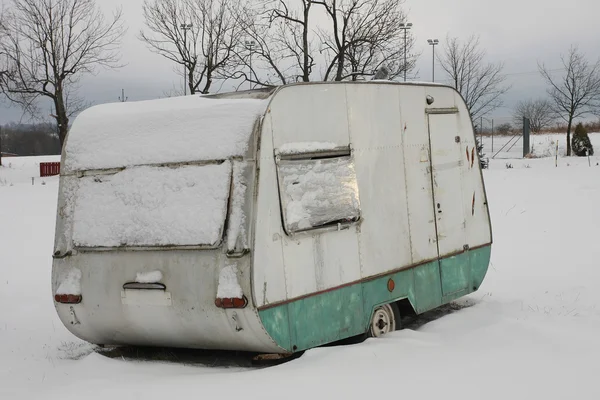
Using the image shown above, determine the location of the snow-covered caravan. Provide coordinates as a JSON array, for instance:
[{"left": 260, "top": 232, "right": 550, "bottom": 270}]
[{"left": 52, "top": 82, "right": 492, "bottom": 354}]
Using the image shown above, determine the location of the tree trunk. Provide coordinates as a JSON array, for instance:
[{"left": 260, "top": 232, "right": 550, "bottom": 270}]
[
  {"left": 302, "top": 3, "right": 311, "bottom": 82},
  {"left": 189, "top": 68, "right": 196, "bottom": 95},
  {"left": 335, "top": 51, "right": 344, "bottom": 81},
  {"left": 201, "top": 70, "right": 212, "bottom": 94},
  {"left": 55, "top": 90, "right": 70, "bottom": 149},
  {"left": 566, "top": 116, "right": 573, "bottom": 157}
]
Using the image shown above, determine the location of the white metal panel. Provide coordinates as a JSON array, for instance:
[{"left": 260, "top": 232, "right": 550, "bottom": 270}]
[
  {"left": 398, "top": 86, "right": 439, "bottom": 263},
  {"left": 280, "top": 228, "right": 361, "bottom": 297},
  {"left": 346, "top": 84, "right": 413, "bottom": 276},
  {"left": 425, "top": 85, "right": 457, "bottom": 112},
  {"left": 269, "top": 84, "right": 350, "bottom": 149},
  {"left": 269, "top": 84, "right": 362, "bottom": 298},
  {"left": 317, "top": 229, "right": 361, "bottom": 288},
  {"left": 453, "top": 92, "right": 493, "bottom": 248},
  {"left": 280, "top": 235, "right": 317, "bottom": 298},
  {"left": 428, "top": 112, "right": 468, "bottom": 256},
  {"left": 251, "top": 114, "right": 288, "bottom": 307}
]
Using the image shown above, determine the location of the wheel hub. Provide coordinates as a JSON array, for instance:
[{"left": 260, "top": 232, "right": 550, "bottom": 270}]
[{"left": 369, "top": 304, "right": 396, "bottom": 337}]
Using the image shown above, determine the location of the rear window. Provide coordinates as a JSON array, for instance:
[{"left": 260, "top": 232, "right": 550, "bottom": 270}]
[
  {"left": 276, "top": 156, "right": 361, "bottom": 234},
  {"left": 71, "top": 162, "right": 232, "bottom": 248}
]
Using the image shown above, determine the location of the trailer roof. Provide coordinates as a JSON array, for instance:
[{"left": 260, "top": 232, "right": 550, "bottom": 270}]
[{"left": 63, "top": 94, "right": 269, "bottom": 172}]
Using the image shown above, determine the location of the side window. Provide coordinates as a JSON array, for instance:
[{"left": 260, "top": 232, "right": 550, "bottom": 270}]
[{"left": 276, "top": 156, "right": 361, "bottom": 234}]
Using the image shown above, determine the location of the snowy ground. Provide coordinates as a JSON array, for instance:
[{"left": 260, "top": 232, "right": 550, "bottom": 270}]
[{"left": 2, "top": 140, "right": 600, "bottom": 399}]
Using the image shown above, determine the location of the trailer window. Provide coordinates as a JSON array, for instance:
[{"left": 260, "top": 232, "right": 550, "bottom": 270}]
[
  {"left": 71, "top": 162, "right": 232, "bottom": 249},
  {"left": 276, "top": 156, "right": 361, "bottom": 234}
]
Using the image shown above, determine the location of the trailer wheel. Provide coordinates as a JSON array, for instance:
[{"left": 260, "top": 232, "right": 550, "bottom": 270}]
[{"left": 368, "top": 303, "right": 401, "bottom": 338}]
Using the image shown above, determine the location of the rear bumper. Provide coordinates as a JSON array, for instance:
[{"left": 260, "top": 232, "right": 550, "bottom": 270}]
[{"left": 52, "top": 250, "right": 283, "bottom": 353}]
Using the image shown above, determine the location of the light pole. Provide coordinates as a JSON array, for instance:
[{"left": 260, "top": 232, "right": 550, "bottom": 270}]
[
  {"left": 180, "top": 23, "right": 193, "bottom": 95},
  {"left": 118, "top": 88, "right": 127, "bottom": 102},
  {"left": 427, "top": 39, "right": 439, "bottom": 82},
  {"left": 399, "top": 22, "right": 412, "bottom": 82},
  {"left": 245, "top": 40, "right": 256, "bottom": 90}
]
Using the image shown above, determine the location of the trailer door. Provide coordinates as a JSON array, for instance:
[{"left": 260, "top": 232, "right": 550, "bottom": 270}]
[{"left": 427, "top": 110, "right": 469, "bottom": 295}]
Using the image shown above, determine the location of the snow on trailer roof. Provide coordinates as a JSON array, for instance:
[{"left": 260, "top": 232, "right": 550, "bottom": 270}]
[{"left": 63, "top": 93, "right": 271, "bottom": 173}]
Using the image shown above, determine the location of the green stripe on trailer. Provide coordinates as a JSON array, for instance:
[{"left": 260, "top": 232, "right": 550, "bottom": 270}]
[{"left": 258, "top": 245, "right": 491, "bottom": 353}]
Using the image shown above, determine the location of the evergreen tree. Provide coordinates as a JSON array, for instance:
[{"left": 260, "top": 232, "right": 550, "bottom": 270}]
[
  {"left": 476, "top": 137, "right": 489, "bottom": 169},
  {"left": 571, "top": 122, "right": 594, "bottom": 156}
]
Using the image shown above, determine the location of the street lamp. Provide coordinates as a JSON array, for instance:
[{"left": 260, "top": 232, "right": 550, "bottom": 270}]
[
  {"left": 399, "top": 22, "right": 412, "bottom": 82},
  {"left": 244, "top": 40, "right": 256, "bottom": 90},
  {"left": 180, "top": 23, "right": 193, "bottom": 95},
  {"left": 427, "top": 39, "right": 439, "bottom": 82}
]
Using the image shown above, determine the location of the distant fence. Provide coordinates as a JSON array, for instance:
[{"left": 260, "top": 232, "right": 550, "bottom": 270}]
[{"left": 40, "top": 162, "right": 60, "bottom": 177}]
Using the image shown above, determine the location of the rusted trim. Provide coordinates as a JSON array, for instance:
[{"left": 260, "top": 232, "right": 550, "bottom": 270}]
[
  {"left": 467, "top": 243, "right": 491, "bottom": 252},
  {"left": 425, "top": 107, "right": 459, "bottom": 114},
  {"left": 275, "top": 147, "right": 351, "bottom": 160},
  {"left": 257, "top": 244, "right": 492, "bottom": 311},
  {"left": 65, "top": 159, "right": 232, "bottom": 177},
  {"left": 75, "top": 243, "right": 222, "bottom": 252}
]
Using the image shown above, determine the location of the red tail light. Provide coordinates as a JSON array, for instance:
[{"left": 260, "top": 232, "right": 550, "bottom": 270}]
[
  {"left": 54, "top": 294, "right": 82, "bottom": 304},
  {"left": 215, "top": 296, "right": 247, "bottom": 309}
]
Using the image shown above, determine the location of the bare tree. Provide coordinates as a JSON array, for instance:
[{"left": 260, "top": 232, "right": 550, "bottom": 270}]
[
  {"left": 222, "top": 0, "right": 315, "bottom": 88},
  {"left": 315, "top": 0, "right": 415, "bottom": 81},
  {"left": 344, "top": 33, "right": 415, "bottom": 81},
  {"left": 0, "top": 0, "right": 125, "bottom": 147},
  {"left": 439, "top": 34, "right": 509, "bottom": 120},
  {"left": 513, "top": 99, "right": 555, "bottom": 133},
  {"left": 140, "top": 0, "right": 245, "bottom": 95},
  {"left": 539, "top": 46, "right": 600, "bottom": 156},
  {"left": 266, "top": 0, "right": 315, "bottom": 83}
]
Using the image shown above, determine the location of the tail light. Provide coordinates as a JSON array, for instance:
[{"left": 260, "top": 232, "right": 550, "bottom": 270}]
[
  {"left": 215, "top": 296, "right": 247, "bottom": 309},
  {"left": 54, "top": 294, "right": 82, "bottom": 304}
]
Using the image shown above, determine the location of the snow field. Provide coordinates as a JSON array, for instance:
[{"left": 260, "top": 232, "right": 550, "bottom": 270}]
[{"left": 1, "top": 144, "right": 599, "bottom": 399}]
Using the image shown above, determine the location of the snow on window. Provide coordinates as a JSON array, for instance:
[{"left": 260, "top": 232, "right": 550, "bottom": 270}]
[
  {"left": 226, "top": 162, "right": 249, "bottom": 252},
  {"left": 277, "top": 156, "right": 360, "bottom": 233},
  {"left": 277, "top": 142, "right": 339, "bottom": 155},
  {"left": 64, "top": 96, "right": 268, "bottom": 172},
  {"left": 71, "top": 162, "right": 232, "bottom": 248}
]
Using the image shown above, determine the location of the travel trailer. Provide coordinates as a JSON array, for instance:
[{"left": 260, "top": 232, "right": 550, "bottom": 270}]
[{"left": 52, "top": 81, "right": 492, "bottom": 354}]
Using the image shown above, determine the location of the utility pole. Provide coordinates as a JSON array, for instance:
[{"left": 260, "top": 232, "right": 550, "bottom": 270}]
[
  {"left": 491, "top": 119, "right": 494, "bottom": 153},
  {"left": 399, "top": 22, "right": 412, "bottom": 82},
  {"left": 0, "top": 125, "right": 3, "bottom": 166},
  {"left": 119, "top": 89, "right": 128, "bottom": 102},
  {"left": 181, "top": 23, "right": 193, "bottom": 95},
  {"left": 245, "top": 40, "right": 256, "bottom": 90},
  {"left": 523, "top": 117, "right": 531, "bottom": 158}
]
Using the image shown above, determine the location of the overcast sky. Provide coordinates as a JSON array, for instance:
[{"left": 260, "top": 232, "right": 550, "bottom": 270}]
[{"left": 1, "top": 0, "right": 599, "bottom": 126}]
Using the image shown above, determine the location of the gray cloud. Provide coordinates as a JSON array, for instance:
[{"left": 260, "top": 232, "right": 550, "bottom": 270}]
[{"left": 1, "top": 0, "right": 599, "bottom": 123}]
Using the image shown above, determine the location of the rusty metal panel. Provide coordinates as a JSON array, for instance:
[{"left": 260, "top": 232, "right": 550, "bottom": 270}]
[
  {"left": 427, "top": 112, "right": 468, "bottom": 257},
  {"left": 252, "top": 114, "right": 288, "bottom": 307},
  {"left": 269, "top": 84, "right": 350, "bottom": 150},
  {"left": 399, "top": 85, "right": 439, "bottom": 264},
  {"left": 345, "top": 83, "right": 413, "bottom": 277}
]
